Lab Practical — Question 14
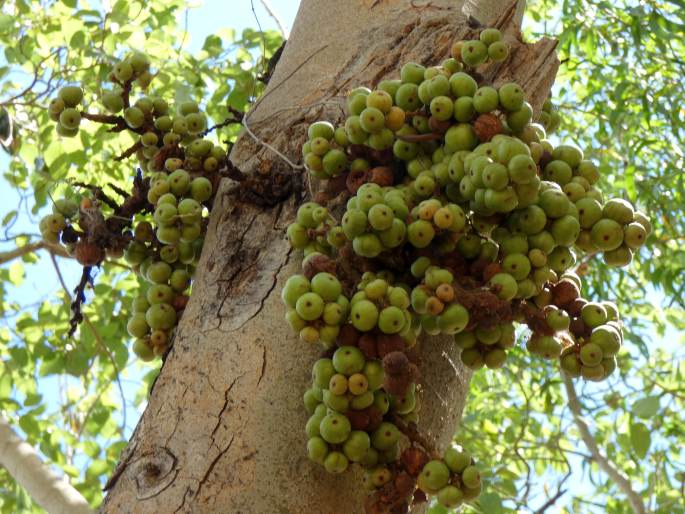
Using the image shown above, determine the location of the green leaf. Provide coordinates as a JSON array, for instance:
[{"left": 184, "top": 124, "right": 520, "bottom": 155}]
[
  {"left": 62, "top": 464, "right": 80, "bottom": 478},
  {"left": 23, "top": 393, "right": 42, "bottom": 407},
  {"left": 39, "top": 354, "right": 66, "bottom": 376},
  {"left": 69, "top": 30, "right": 86, "bottom": 49},
  {"left": 632, "top": 396, "right": 660, "bottom": 419},
  {"left": 65, "top": 350, "right": 90, "bottom": 377},
  {"left": 85, "top": 459, "right": 109, "bottom": 480},
  {"left": 8, "top": 262, "right": 23, "bottom": 285},
  {"left": 0, "top": 14, "right": 13, "bottom": 33},
  {"left": 479, "top": 492, "right": 504, "bottom": 513},
  {"left": 2, "top": 210, "right": 17, "bottom": 226},
  {"left": 630, "top": 422, "right": 651, "bottom": 459},
  {"left": 82, "top": 441, "right": 100, "bottom": 459},
  {"left": 8, "top": 347, "right": 28, "bottom": 367},
  {"left": 18, "top": 414, "right": 39, "bottom": 437}
]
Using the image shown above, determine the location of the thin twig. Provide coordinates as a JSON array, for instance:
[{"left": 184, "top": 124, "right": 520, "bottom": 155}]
[
  {"left": 0, "top": 48, "right": 64, "bottom": 107},
  {"left": 533, "top": 469, "right": 571, "bottom": 514},
  {"left": 201, "top": 106, "right": 244, "bottom": 137},
  {"left": 176, "top": 8, "right": 190, "bottom": 61},
  {"left": 562, "top": 373, "right": 646, "bottom": 514},
  {"left": 114, "top": 140, "right": 143, "bottom": 162},
  {"left": 242, "top": 115, "right": 304, "bottom": 170},
  {"left": 71, "top": 181, "right": 119, "bottom": 210},
  {"left": 259, "top": 0, "right": 290, "bottom": 38},
  {"left": 49, "top": 254, "right": 127, "bottom": 436},
  {"left": 241, "top": 43, "right": 330, "bottom": 171}
]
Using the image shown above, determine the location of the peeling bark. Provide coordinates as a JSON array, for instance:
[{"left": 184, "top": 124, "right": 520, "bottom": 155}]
[{"left": 101, "top": 1, "right": 558, "bottom": 513}]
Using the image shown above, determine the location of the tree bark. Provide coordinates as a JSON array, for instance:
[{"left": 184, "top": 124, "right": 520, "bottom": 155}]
[
  {"left": 0, "top": 415, "right": 94, "bottom": 514},
  {"left": 101, "top": 1, "right": 558, "bottom": 513}
]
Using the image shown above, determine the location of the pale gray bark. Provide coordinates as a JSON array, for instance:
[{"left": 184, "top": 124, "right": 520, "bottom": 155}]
[
  {"left": 101, "top": 1, "right": 557, "bottom": 512},
  {"left": 0, "top": 415, "right": 94, "bottom": 514}
]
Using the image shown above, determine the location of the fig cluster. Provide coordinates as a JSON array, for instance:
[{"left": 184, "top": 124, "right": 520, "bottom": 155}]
[
  {"left": 415, "top": 447, "right": 482, "bottom": 508},
  {"left": 44, "top": 54, "right": 224, "bottom": 359},
  {"left": 305, "top": 346, "right": 419, "bottom": 475},
  {"left": 282, "top": 26, "right": 650, "bottom": 512}
]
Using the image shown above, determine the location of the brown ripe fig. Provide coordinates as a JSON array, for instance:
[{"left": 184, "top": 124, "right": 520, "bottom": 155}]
[
  {"left": 473, "top": 113, "right": 503, "bottom": 142},
  {"left": 539, "top": 150, "right": 554, "bottom": 170},
  {"left": 428, "top": 116, "right": 451, "bottom": 134},
  {"left": 567, "top": 298, "right": 587, "bottom": 317},
  {"left": 569, "top": 317, "right": 590, "bottom": 338},
  {"left": 413, "top": 489, "right": 427, "bottom": 505},
  {"left": 551, "top": 279, "right": 580, "bottom": 308},
  {"left": 369, "top": 148, "right": 394, "bottom": 164},
  {"left": 482, "top": 262, "right": 502, "bottom": 282},
  {"left": 324, "top": 174, "right": 349, "bottom": 196},
  {"left": 346, "top": 409, "right": 370, "bottom": 431},
  {"left": 346, "top": 168, "right": 370, "bottom": 193},
  {"left": 357, "top": 333, "right": 378, "bottom": 357},
  {"left": 377, "top": 334, "right": 405, "bottom": 357},
  {"left": 313, "top": 191, "right": 331, "bottom": 205},
  {"left": 369, "top": 166, "right": 394, "bottom": 187},
  {"left": 339, "top": 324, "right": 362, "bottom": 347},
  {"left": 383, "top": 351, "right": 409, "bottom": 374},
  {"left": 384, "top": 373, "right": 412, "bottom": 396},
  {"left": 173, "top": 295, "right": 189, "bottom": 311},
  {"left": 366, "top": 406, "right": 383, "bottom": 431},
  {"left": 347, "top": 144, "right": 368, "bottom": 159},
  {"left": 74, "top": 241, "right": 105, "bottom": 266},
  {"left": 394, "top": 472, "right": 416, "bottom": 500}
]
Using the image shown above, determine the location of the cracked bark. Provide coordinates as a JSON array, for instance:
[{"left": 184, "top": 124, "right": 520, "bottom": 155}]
[{"left": 101, "top": 1, "right": 558, "bottom": 512}]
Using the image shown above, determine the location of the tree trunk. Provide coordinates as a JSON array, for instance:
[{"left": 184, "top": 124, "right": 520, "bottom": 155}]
[{"left": 101, "top": 1, "right": 558, "bottom": 512}]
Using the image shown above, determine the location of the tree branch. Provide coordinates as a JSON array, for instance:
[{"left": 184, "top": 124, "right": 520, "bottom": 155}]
[
  {"left": 0, "top": 240, "right": 70, "bottom": 266},
  {"left": 562, "top": 373, "right": 646, "bottom": 514},
  {"left": 0, "top": 241, "right": 43, "bottom": 265},
  {"left": 0, "top": 414, "right": 94, "bottom": 514}
]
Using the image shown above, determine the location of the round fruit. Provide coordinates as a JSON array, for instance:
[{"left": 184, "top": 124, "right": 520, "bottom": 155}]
[
  {"left": 461, "top": 40, "right": 488, "bottom": 67},
  {"left": 319, "top": 412, "right": 351, "bottom": 444},
  {"left": 371, "top": 422, "right": 400, "bottom": 451},
  {"left": 332, "top": 346, "right": 366, "bottom": 375},
  {"left": 580, "top": 342, "right": 603, "bottom": 366},
  {"left": 444, "top": 447, "right": 471, "bottom": 473},
  {"left": 417, "top": 460, "right": 450, "bottom": 493},
  {"left": 462, "top": 465, "right": 481, "bottom": 488},
  {"left": 295, "top": 292, "right": 325, "bottom": 321},
  {"left": 591, "top": 218, "right": 624, "bottom": 251},
  {"left": 145, "top": 303, "right": 177, "bottom": 331},
  {"left": 58, "top": 86, "right": 84, "bottom": 107}
]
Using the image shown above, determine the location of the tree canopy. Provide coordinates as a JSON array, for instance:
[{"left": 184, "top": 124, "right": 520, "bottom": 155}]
[{"left": 0, "top": 1, "right": 683, "bottom": 513}]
